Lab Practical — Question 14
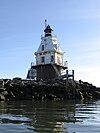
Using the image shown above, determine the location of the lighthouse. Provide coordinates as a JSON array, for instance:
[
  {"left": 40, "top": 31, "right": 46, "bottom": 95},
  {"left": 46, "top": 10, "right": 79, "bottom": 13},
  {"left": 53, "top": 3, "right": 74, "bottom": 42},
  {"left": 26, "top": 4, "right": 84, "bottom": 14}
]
[{"left": 27, "top": 21, "right": 67, "bottom": 80}]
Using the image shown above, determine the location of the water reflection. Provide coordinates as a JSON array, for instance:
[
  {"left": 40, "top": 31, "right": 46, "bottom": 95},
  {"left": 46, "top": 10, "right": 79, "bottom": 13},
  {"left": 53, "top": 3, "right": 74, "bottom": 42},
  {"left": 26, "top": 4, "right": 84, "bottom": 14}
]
[
  {"left": 0, "top": 99, "right": 99, "bottom": 133},
  {"left": 26, "top": 100, "right": 76, "bottom": 132}
]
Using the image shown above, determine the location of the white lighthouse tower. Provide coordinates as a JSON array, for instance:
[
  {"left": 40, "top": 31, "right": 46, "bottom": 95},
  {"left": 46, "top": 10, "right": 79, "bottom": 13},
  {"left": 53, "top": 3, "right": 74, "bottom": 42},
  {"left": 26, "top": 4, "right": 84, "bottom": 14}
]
[
  {"left": 32, "top": 20, "right": 67, "bottom": 80},
  {"left": 27, "top": 20, "right": 68, "bottom": 80}
]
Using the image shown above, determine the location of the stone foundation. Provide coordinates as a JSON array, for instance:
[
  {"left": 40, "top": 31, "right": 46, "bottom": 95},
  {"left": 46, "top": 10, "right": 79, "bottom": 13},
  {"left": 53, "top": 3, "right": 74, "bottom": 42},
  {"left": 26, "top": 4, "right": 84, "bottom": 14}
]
[{"left": 0, "top": 78, "right": 100, "bottom": 101}]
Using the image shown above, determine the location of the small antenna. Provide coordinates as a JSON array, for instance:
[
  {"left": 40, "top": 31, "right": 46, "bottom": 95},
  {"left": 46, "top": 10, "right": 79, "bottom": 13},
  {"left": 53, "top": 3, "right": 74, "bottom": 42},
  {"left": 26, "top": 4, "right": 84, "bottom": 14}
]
[{"left": 45, "top": 19, "right": 47, "bottom": 28}]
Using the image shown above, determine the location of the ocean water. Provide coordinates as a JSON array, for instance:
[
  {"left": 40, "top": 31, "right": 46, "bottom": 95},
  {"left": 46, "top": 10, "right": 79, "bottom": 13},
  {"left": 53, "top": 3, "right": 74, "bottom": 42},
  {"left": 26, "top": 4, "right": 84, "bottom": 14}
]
[{"left": 0, "top": 99, "right": 100, "bottom": 133}]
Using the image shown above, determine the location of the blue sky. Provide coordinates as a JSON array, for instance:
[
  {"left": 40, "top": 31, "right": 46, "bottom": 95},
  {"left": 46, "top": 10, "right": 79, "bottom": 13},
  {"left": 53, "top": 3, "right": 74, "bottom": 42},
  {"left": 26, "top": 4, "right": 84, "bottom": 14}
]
[{"left": 0, "top": 0, "right": 100, "bottom": 86}]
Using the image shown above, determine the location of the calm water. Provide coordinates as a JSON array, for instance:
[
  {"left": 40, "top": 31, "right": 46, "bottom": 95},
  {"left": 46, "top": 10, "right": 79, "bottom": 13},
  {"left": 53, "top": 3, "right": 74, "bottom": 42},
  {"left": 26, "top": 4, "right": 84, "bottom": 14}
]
[{"left": 0, "top": 100, "right": 100, "bottom": 133}]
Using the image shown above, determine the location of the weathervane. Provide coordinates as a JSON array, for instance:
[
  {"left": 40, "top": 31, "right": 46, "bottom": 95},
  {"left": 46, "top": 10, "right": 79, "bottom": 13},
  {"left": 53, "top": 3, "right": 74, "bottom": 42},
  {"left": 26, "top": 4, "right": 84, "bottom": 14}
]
[{"left": 45, "top": 19, "right": 47, "bottom": 28}]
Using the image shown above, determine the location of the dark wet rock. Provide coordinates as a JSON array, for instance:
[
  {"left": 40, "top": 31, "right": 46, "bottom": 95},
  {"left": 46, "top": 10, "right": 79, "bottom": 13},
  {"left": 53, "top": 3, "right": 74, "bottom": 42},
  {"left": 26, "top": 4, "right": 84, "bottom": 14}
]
[
  {"left": 0, "top": 94, "right": 5, "bottom": 101},
  {"left": 0, "top": 78, "right": 100, "bottom": 101}
]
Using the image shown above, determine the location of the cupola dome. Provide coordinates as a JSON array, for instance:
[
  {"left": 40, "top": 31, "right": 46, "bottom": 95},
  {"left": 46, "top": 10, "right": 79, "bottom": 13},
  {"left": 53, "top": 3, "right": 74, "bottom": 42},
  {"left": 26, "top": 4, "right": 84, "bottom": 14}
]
[{"left": 44, "top": 25, "right": 53, "bottom": 37}]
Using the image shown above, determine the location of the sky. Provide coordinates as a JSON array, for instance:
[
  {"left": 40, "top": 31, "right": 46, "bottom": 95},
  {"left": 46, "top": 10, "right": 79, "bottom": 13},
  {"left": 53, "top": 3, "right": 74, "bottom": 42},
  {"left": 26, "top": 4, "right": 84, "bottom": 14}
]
[{"left": 0, "top": 0, "right": 100, "bottom": 86}]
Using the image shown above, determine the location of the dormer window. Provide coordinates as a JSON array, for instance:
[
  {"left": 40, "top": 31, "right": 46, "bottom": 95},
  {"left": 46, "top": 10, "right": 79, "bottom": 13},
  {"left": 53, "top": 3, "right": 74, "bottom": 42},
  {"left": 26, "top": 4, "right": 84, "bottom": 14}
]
[{"left": 42, "top": 45, "right": 44, "bottom": 51}]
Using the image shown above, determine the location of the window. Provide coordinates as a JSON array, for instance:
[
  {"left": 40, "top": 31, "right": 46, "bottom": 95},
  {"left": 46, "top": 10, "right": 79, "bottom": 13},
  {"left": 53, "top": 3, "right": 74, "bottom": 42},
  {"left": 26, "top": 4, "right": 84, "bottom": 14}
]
[
  {"left": 41, "top": 56, "right": 45, "bottom": 63},
  {"left": 42, "top": 45, "right": 44, "bottom": 51},
  {"left": 51, "top": 55, "right": 54, "bottom": 62}
]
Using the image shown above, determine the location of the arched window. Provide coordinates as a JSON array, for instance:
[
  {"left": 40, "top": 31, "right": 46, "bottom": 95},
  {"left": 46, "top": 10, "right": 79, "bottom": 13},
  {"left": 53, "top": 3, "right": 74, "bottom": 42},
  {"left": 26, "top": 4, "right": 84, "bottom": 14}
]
[{"left": 42, "top": 45, "right": 44, "bottom": 51}]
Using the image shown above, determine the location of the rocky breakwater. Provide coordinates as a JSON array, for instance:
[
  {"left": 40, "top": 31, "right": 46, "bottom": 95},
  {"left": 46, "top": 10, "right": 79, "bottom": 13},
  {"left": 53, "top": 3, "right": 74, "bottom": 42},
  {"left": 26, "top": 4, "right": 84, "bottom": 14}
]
[{"left": 0, "top": 78, "right": 100, "bottom": 101}]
